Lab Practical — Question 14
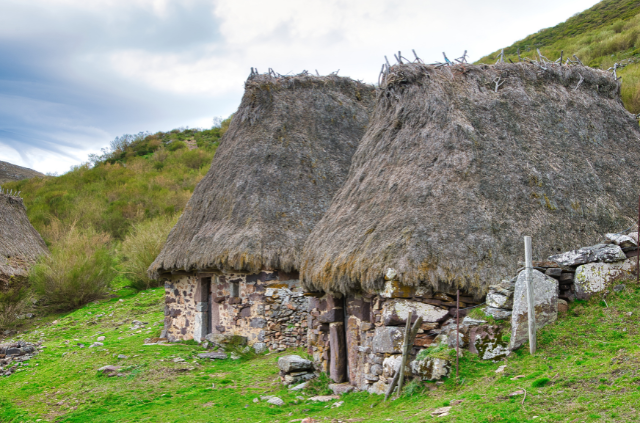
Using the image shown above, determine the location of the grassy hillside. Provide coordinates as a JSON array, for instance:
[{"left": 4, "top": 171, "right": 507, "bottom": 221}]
[
  {"left": 1, "top": 280, "right": 638, "bottom": 422},
  {"left": 477, "top": 0, "right": 640, "bottom": 113}
]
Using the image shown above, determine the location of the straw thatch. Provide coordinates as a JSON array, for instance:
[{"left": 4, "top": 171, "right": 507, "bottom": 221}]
[
  {"left": 0, "top": 193, "right": 49, "bottom": 284},
  {"left": 301, "top": 62, "right": 640, "bottom": 295},
  {"left": 149, "top": 72, "right": 375, "bottom": 278}
]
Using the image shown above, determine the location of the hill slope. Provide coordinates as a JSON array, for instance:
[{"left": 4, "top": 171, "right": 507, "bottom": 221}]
[
  {"left": 0, "top": 161, "right": 43, "bottom": 186},
  {"left": 477, "top": 0, "right": 640, "bottom": 113},
  {"left": 0, "top": 280, "right": 638, "bottom": 422}
]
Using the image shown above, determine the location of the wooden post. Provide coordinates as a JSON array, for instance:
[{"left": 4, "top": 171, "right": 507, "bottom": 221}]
[
  {"left": 524, "top": 236, "right": 536, "bottom": 355},
  {"left": 456, "top": 289, "right": 460, "bottom": 378},
  {"left": 396, "top": 311, "right": 412, "bottom": 394},
  {"left": 384, "top": 314, "right": 423, "bottom": 400}
]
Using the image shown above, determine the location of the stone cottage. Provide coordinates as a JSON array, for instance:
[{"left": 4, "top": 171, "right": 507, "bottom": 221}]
[
  {"left": 0, "top": 191, "right": 49, "bottom": 288},
  {"left": 300, "top": 60, "right": 640, "bottom": 392},
  {"left": 148, "top": 71, "right": 375, "bottom": 351}
]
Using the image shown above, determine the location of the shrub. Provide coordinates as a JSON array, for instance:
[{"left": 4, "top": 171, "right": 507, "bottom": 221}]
[
  {"left": 0, "top": 277, "right": 32, "bottom": 329},
  {"left": 29, "top": 226, "right": 116, "bottom": 310},
  {"left": 119, "top": 214, "right": 178, "bottom": 290},
  {"left": 181, "top": 149, "right": 209, "bottom": 170},
  {"left": 167, "top": 141, "right": 187, "bottom": 152},
  {"left": 532, "top": 377, "right": 550, "bottom": 388}
]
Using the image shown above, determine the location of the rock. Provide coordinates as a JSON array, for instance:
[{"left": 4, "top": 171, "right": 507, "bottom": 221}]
[
  {"left": 172, "top": 357, "right": 185, "bottom": 362},
  {"left": 462, "top": 317, "right": 486, "bottom": 326},
  {"left": 253, "top": 342, "right": 267, "bottom": 354},
  {"left": 301, "top": 418, "right": 318, "bottom": 423},
  {"left": 411, "top": 357, "right": 450, "bottom": 380},
  {"left": 370, "top": 363, "right": 383, "bottom": 375},
  {"left": 545, "top": 268, "right": 563, "bottom": 277},
  {"left": 278, "top": 355, "right": 314, "bottom": 373},
  {"left": 605, "top": 233, "right": 637, "bottom": 249},
  {"left": 486, "top": 292, "right": 513, "bottom": 310},
  {"left": 266, "top": 397, "right": 284, "bottom": 406},
  {"left": 289, "top": 381, "right": 309, "bottom": 391},
  {"left": 383, "top": 355, "right": 408, "bottom": 377},
  {"left": 309, "top": 395, "right": 339, "bottom": 402},
  {"left": 198, "top": 352, "right": 228, "bottom": 360},
  {"left": 97, "top": 336, "right": 106, "bottom": 342},
  {"left": 385, "top": 268, "right": 398, "bottom": 281},
  {"left": 488, "top": 280, "right": 515, "bottom": 297},
  {"left": 252, "top": 397, "right": 259, "bottom": 403},
  {"left": 331, "top": 401, "right": 344, "bottom": 408},
  {"left": 495, "top": 365, "right": 506, "bottom": 373},
  {"left": 284, "top": 373, "right": 315, "bottom": 385},
  {"left": 614, "top": 284, "right": 626, "bottom": 292},
  {"left": 382, "top": 299, "right": 449, "bottom": 325},
  {"left": 431, "top": 406, "right": 452, "bottom": 417},
  {"left": 380, "top": 280, "right": 414, "bottom": 298},
  {"left": 509, "top": 270, "right": 558, "bottom": 350},
  {"left": 89, "top": 342, "right": 103, "bottom": 348},
  {"left": 468, "top": 325, "right": 510, "bottom": 361},
  {"left": 367, "top": 380, "right": 387, "bottom": 395},
  {"left": 98, "top": 365, "right": 121, "bottom": 376},
  {"left": 117, "top": 354, "right": 128, "bottom": 359},
  {"left": 574, "top": 259, "right": 637, "bottom": 299},
  {"left": 446, "top": 331, "right": 465, "bottom": 349},
  {"left": 204, "top": 333, "right": 248, "bottom": 347},
  {"left": 484, "top": 307, "right": 512, "bottom": 320},
  {"left": 250, "top": 318, "right": 267, "bottom": 328},
  {"left": 549, "top": 244, "right": 626, "bottom": 267},
  {"left": 329, "top": 383, "right": 355, "bottom": 395},
  {"left": 372, "top": 326, "right": 405, "bottom": 354},
  {"left": 364, "top": 373, "right": 379, "bottom": 382},
  {"left": 557, "top": 299, "right": 569, "bottom": 313}
]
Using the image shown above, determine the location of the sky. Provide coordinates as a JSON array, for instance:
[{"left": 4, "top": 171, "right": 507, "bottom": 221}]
[{"left": 0, "top": 0, "right": 601, "bottom": 175}]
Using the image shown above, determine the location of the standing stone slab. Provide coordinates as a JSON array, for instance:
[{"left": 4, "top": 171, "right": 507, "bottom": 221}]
[
  {"left": 381, "top": 299, "right": 449, "bottom": 326},
  {"left": 549, "top": 244, "right": 626, "bottom": 267},
  {"left": 509, "top": 269, "right": 558, "bottom": 350},
  {"left": 410, "top": 357, "right": 450, "bottom": 381},
  {"left": 372, "top": 326, "right": 405, "bottom": 354},
  {"left": 574, "top": 259, "right": 637, "bottom": 300},
  {"left": 468, "top": 325, "right": 510, "bottom": 361}
]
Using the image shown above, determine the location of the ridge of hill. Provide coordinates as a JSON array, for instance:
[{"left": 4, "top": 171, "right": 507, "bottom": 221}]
[
  {"left": 0, "top": 160, "right": 44, "bottom": 186},
  {"left": 477, "top": 0, "right": 640, "bottom": 113}
]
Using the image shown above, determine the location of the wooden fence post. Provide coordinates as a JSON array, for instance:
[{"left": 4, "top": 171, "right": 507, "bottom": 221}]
[{"left": 524, "top": 236, "right": 536, "bottom": 355}]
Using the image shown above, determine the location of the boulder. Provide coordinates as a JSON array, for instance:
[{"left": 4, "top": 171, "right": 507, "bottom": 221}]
[
  {"left": 372, "top": 326, "right": 405, "bottom": 354},
  {"left": 488, "top": 280, "right": 515, "bottom": 297},
  {"left": 605, "top": 233, "right": 637, "bottom": 249},
  {"left": 98, "top": 365, "right": 121, "bottom": 376},
  {"left": 557, "top": 299, "right": 569, "bottom": 313},
  {"left": 574, "top": 259, "right": 637, "bottom": 300},
  {"left": 486, "top": 292, "right": 513, "bottom": 310},
  {"left": 468, "top": 325, "right": 509, "bottom": 361},
  {"left": 382, "top": 355, "right": 408, "bottom": 377},
  {"left": 381, "top": 299, "right": 449, "bottom": 326},
  {"left": 367, "top": 381, "right": 387, "bottom": 395},
  {"left": 278, "top": 355, "right": 314, "bottom": 373},
  {"left": 252, "top": 342, "right": 267, "bottom": 354},
  {"left": 484, "top": 307, "right": 512, "bottom": 320},
  {"left": 329, "top": 383, "right": 355, "bottom": 395},
  {"left": 204, "top": 333, "right": 248, "bottom": 347},
  {"left": 284, "top": 373, "right": 315, "bottom": 385},
  {"left": 509, "top": 269, "right": 558, "bottom": 350},
  {"left": 266, "top": 397, "right": 284, "bottom": 406},
  {"left": 549, "top": 244, "right": 626, "bottom": 267},
  {"left": 289, "top": 381, "right": 309, "bottom": 391},
  {"left": 410, "top": 357, "right": 450, "bottom": 380}
]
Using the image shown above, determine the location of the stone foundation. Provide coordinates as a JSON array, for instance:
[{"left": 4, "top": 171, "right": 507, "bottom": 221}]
[{"left": 163, "top": 269, "right": 309, "bottom": 351}]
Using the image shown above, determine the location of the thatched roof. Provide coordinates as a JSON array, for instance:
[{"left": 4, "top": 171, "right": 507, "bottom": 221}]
[
  {"left": 0, "top": 193, "right": 49, "bottom": 282},
  {"left": 149, "top": 72, "right": 375, "bottom": 278},
  {"left": 301, "top": 62, "right": 640, "bottom": 295}
]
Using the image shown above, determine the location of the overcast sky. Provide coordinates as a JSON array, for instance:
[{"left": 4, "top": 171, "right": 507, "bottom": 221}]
[{"left": 0, "top": 0, "right": 600, "bottom": 175}]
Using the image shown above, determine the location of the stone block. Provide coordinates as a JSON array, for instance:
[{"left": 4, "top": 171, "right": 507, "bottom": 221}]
[
  {"left": 486, "top": 292, "right": 513, "bottom": 310},
  {"left": 367, "top": 380, "right": 388, "bottom": 395},
  {"left": 382, "top": 355, "right": 407, "bottom": 377},
  {"left": 318, "top": 308, "right": 343, "bottom": 323},
  {"left": 484, "top": 307, "right": 512, "bottom": 320},
  {"left": 410, "top": 357, "right": 450, "bottom": 380},
  {"left": 545, "top": 268, "right": 563, "bottom": 278},
  {"left": 250, "top": 318, "right": 267, "bottom": 328},
  {"left": 347, "top": 296, "right": 370, "bottom": 322},
  {"left": 468, "top": 325, "right": 509, "bottom": 361},
  {"left": 278, "top": 355, "right": 314, "bottom": 373},
  {"left": 509, "top": 270, "right": 558, "bottom": 350},
  {"left": 329, "top": 383, "right": 355, "bottom": 395},
  {"left": 372, "top": 326, "right": 405, "bottom": 354},
  {"left": 204, "top": 333, "right": 247, "bottom": 347},
  {"left": 198, "top": 352, "right": 228, "bottom": 360},
  {"left": 382, "top": 299, "right": 449, "bottom": 326},
  {"left": 574, "top": 259, "right": 637, "bottom": 300},
  {"left": 549, "top": 244, "right": 626, "bottom": 267},
  {"left": 605, "top": 233, "right": 638, "bottom": 249},
  {"left": 253, "top": 342, "right": 267, "bottom": 354},
  {"left": 380, "top": 280, "right": 414, "bottom": 298}
]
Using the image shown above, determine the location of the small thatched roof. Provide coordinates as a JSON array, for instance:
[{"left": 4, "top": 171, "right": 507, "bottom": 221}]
[
  {"left": 301, "top": 62, "right": 640, "bottom": 296},
  {"left": 0, "top": 193, "right": 49, "bottom": 282},
  {"left": 149, "top": 72, "right": 375, "bottom": 278}
]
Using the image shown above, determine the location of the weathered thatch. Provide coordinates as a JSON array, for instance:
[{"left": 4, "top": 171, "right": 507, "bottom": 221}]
[
  {"left": 149, "top": 72, "right": 375, "bottom": 278},
  {"left": 0, "top": 193, "right": 49, "bottom": 284},
  {"left": 301, "top": 62, "right": 640, "bottom": 296}
]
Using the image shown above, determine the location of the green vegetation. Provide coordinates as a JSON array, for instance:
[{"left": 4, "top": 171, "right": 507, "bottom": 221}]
[
  {"left": 1, "top": 280, "right": 639, "bottom": 422},
  {"left": 1, "top": 121, "right": 230, "bottom": 314},
  {"left": 477, "top": 0, "right": 640, "bottom": 113}
]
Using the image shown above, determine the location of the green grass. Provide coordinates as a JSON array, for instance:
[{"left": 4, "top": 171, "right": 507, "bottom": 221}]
[
  {"left": 476, "top": 0, "right": 640, "bottom": 114},
  {"left": 2, "top": 282, "right": 639, "bottom": 422}
]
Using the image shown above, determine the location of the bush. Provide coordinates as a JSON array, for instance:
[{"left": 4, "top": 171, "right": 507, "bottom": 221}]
[
  {"left": 29, "top": 226, "right": 116, "bottom": 310},
  {"left": 181, "top": 149, "right": 210, "bottom": 170},
  {"left": 532, "top": 377, "right": 550, "bottom": 388},
  {"left": 119, "top": 214, "right": 178, "bottom": 290},
  {"left": 0, "top": 277, "right": 32, "bottom": 329}
]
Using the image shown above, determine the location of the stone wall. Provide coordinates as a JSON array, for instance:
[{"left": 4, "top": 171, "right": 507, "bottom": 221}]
[
  {"left": 307, "top": 280, "right": 484, "bottom": 393},
  {"left": 163, "top": 270, "right": 309, "bottom": 351}
]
